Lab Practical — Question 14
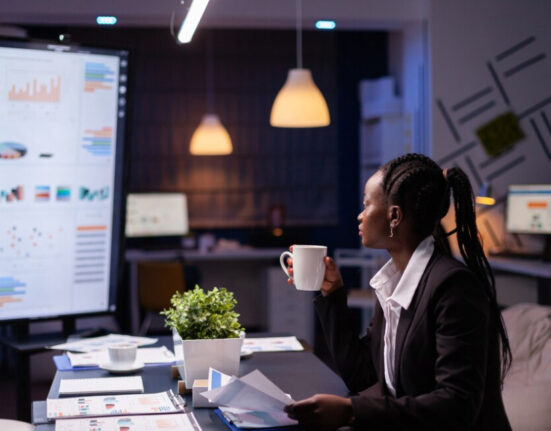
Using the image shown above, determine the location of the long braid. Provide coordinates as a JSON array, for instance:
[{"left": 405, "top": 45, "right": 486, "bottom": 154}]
[
  {"left": 446, "top": 167, "right": 512, "bottom": 382},
  {"left": 381, "top": 153, "right": 511, "bottom": 382}
]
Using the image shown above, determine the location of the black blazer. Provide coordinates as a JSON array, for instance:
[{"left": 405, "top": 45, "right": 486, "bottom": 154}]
[{"left": 314, "top": 249, "right": 511, "bottom": 430}]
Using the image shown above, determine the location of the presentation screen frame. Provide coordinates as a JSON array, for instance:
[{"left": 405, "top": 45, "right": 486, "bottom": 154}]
[
  {"left": 0, "top": 38, "right": 129, "bottom": 323},
  {"left": 506, "top": 184, "right": 551, "bottom": 235}
]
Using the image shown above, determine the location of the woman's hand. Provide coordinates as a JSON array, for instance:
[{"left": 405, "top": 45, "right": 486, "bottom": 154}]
[
  {"left": 320, "top": 256, "right": 344, "bottom": 297},
  {"left": 284, "top": 394, "right": 353, "bottom": 430},
  {"left": 285, "top": 248, "right": 343, "bottom": 297}
]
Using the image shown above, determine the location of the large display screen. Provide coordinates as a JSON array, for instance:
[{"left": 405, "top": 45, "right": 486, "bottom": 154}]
[
  {"left": 506, "top": 184, "right": 551, "bottom": 234},
  {"left": 0, "top": 40, "right": 128, "bottom": 321}
]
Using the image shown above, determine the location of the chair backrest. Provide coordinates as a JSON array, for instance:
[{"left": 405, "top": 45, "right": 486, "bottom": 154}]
[{"left": 137, "top": 261, "right": 185, "bottom": 312}]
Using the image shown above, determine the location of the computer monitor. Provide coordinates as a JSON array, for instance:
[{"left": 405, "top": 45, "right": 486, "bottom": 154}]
[
  {"left": 125, "top": 193, "right": 189, "bottom": 237},
  {"left": 506, "top": 185, "right": 551, "bottom": 234},
  {"left": 0, "top": 39, "right": 128, "bottom": 322}
]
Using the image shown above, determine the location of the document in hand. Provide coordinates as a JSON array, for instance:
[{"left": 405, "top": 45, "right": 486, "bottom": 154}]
[{"left": 201, "top": 369, "right": 298, "bottom": 428}]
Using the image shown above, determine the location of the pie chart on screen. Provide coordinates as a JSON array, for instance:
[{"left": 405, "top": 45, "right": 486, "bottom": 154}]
[{"left": 0, "top": 142, "right": 27, "bottom": 159}]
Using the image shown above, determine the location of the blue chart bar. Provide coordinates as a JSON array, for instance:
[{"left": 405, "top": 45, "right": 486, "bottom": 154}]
[
  {"left": 0, "top": 276, "right": 26, "bottom": 296},
  {"left": 82, "top": 127, "right": 113, "bottom": 157},
  {"left": 84, "top": 62, "right": 115, "bottom": 83}
]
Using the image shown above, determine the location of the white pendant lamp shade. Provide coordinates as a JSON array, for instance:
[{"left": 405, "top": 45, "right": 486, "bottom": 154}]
[
  {"left": 270, "top": 69, "right": 330, "bottom": 128},
  {"left": 189, "top": 114, "right": 233, "bottom": 155}
]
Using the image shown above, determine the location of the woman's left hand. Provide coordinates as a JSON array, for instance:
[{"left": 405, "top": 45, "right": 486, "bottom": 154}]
[{"left": 284, "top": 394, "right": 353, "bottom": 430}]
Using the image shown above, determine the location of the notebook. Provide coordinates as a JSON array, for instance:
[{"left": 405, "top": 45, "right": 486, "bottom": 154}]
[{"left": 58, "top": 376, "right": 144, "bottom": 396}]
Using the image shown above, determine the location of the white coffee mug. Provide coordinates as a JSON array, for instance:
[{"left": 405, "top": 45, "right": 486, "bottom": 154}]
[
  {"left": 280, "top": 245, "right": 327, "bottom": 291},
  {"left": 108, "top": 343, "right": 137, "bottom": 365}
]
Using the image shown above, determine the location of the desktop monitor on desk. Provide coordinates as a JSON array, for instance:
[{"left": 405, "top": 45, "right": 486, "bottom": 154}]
[
  {"left": 125, "top": 193, "right": 189, "bottom": 238},
  {"left": 506, "top": 185, "right": 551, "bottom": 234},
  {"left": 505, "top": 184, "right": 551, "bottom": 261}
]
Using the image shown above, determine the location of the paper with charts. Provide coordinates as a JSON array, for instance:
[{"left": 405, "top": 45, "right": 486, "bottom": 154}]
[
  {"left": 202, "top": 369, "right": 297, "bottom": 428},
  {"left": 54, "top": 413, "right": 202, "bottom": 431},
  {"left": 241, "top": 336, "right": 303, "bottom": 353},
  {"left": 47, "top": 390, "right": 185, "bottom": 419},
  {"left": 67, "top": 346, "right": 175, "bottom": 367},
  {"left": 50, "top": 334, "right": 157, "bottom": 353}
]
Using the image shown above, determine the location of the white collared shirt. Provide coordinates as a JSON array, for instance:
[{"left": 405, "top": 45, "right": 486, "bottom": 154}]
[{"left": 369, "top": 236, "right": 435, "bottom": 396}]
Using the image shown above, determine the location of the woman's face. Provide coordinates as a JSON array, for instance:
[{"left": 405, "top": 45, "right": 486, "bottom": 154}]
[{"left": 357, "top": 171, "right": 390, "bottom": 248}]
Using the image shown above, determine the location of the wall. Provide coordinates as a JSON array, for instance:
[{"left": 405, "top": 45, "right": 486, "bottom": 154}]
[{"left": 429, "top": 0, "right": 551, "bottom": 303}]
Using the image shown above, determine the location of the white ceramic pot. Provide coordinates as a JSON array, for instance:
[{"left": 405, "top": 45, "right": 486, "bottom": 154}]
[{"left": 173, "top": 329, "right": 243, "bottom": 388}]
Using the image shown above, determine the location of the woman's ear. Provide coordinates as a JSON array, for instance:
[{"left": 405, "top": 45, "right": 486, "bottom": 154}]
[{"left": 388, "top": 205, "right": 403, "bottom": 228}]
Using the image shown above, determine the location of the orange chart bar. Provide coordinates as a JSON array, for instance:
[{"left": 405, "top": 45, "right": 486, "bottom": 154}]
[
  {"left": 528, "top": 202, "right": 548, "bottom": 209},
  {"left": 0, "top": 296, "right": 23, "bottom": 306},
  {"left": 84, "top": 82, "right": 113, "bottom": 92},
  {"left": 9, "top": 75, "right": 61, "bottom": 102},
  {"left": 84, "top": 126, "right": 113, "bottom": 138},
  {"left": 77, "top": 225, "right": 107, "bottom": 231}
]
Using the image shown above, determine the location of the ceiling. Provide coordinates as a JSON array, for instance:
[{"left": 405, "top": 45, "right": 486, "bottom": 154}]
[{"left": 0, "top": 0, "right": 426, "bottom": 31}]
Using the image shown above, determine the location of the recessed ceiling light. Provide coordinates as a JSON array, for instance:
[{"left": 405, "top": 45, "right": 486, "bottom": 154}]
[
  {"left": 96, "top": 16, "right": 118, "bottom": 25},
  {"left": 315, "top": 20, "right": 336, "bottom": 30}
]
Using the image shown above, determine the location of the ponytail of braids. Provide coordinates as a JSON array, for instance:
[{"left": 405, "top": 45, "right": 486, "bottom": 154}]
[{"left": 446, "top": 167, "right": 512, "bottom": 382}]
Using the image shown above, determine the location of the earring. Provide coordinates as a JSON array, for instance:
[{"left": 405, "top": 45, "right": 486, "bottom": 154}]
[{"left": 389, "top": 225, "right": 394, "bottom": 238}]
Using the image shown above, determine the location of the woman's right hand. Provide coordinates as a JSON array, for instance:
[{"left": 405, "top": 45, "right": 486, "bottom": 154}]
[{"left": 320, "top": 256, "right": 344, "bottom": 297}]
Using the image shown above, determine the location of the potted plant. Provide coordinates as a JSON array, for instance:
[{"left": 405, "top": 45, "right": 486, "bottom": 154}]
[{"left": 162, "top": 285, "right": 245, "bottom": 388}]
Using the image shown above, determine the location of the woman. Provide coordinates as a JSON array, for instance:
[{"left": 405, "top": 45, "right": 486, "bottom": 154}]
[{"left": 284, "top": 153, "right": 512, "bottom": 430}]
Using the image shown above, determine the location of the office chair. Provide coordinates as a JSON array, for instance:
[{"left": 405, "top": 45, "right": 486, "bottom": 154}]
[{"left": 137, "top": 260, "right": 186, "bottom": 335}]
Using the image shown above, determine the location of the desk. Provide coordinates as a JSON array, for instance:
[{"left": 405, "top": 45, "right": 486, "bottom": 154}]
[
  {"left": 126, "top": 248, "right": 283, "bottom": 334},
  {"left": 32, "top": 337, "right": 349, "bottom": 430},
  {"left": 488, "top": 256, "right": 551, "bottom": 304}
]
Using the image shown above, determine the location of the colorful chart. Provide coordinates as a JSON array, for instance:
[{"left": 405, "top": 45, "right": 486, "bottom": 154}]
[
  {"left": 80, "top": 186, "right": 109, "bottom": 201},
  {"left": 2, "top": 223, "right": 64, "bottom": 259},
  {"left": 84, "top": 62, "right": 115, "bottom": 93},
  {"left": 0, "top": 142, "right": 27, "bottom": 159},
  {"left": 0, "top": 276, "right": 26, "bottom": 307},
  {"left": 0, "top": 186, "right": 24, "bottom": 202},
  {"left": 82, "top": 126, "right": 113, "bottom": 156},
  {"left": 117, "top": 417, "right": 134, "bottom": 431},
  {"left": 56, "top": 186, "right": 71, "bottom": 201},
  {"left": 8, "top": 75, "right": 61, "bottom": 103},
  {"left": 35, "top": 185, "right": 51, "bottom": 201}
]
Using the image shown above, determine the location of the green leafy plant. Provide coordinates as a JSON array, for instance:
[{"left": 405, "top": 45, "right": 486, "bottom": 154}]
[{"left": 161, "top": 285, "right": 244, "bottom": 340}]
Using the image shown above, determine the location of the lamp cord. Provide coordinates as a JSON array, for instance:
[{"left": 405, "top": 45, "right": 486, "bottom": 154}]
[
  {"left": 296, "top": 0, "right": 302, "bottom": 69},
  {"left": 206, "top": 32, "right": 214, "bottom": 113}
]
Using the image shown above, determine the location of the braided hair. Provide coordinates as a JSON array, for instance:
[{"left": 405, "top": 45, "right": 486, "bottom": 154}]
[{"left": 380, "top": 153, "right": 511, "bottom": 382}]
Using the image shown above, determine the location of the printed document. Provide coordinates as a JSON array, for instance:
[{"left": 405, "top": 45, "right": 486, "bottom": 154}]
[
  {"left": 54, "top": 413, "right": 201, "bottom": 431},
  {"left": 67, "top": 346, "right": 175, "bottom": 367},
  {"left": 50, "top": 334, "right": 157, "bottom": 352},
  {"left": 47, "top": 390, "right": 184, "bottom": 419},
  {"left": 241, "top": 337, "right": 303, "bottom": 353}
]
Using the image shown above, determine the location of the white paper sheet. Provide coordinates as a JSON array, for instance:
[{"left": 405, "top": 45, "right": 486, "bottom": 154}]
[
  {"left": 54, "top": 413, "right": 201, "bottom": 431},
  {"left": 50, "top": 334, "right": 158, "bottom": 353},
  {"left": 67, "top": 346, "right": 175, "bottom": 367},
  {"left": 59, "top": 376, "right": 144, "bottom": 396},
  {"left": 241, "top": 337, "right": 303, "bottom": 353}
]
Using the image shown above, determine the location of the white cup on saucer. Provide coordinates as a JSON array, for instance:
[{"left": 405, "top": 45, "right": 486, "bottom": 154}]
[{"left": 102, "top": 343, "right": 143, "bottom": 373}]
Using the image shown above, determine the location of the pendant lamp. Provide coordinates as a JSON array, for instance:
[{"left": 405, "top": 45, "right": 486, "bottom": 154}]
[
  {"left": 190, "top": 34, "right": 233, "bottom": 155},
  {"left": 270, "top": 0, "right": 330, "bottom": 128}
]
